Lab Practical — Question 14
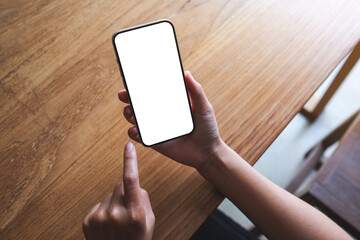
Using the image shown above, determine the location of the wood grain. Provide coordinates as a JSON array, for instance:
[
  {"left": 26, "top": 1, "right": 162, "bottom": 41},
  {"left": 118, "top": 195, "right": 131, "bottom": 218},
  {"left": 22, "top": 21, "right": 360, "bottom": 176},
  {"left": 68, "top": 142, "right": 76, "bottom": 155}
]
[{"left": 1, "top": 0, "right": 360, "bottom": 239}]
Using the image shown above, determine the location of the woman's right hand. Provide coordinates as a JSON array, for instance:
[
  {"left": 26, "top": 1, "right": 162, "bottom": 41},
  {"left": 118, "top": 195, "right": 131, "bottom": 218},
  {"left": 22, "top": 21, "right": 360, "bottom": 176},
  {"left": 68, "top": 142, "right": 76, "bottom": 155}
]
[{"left": 118, "top": 71, "right": 223, "bottom": 171}]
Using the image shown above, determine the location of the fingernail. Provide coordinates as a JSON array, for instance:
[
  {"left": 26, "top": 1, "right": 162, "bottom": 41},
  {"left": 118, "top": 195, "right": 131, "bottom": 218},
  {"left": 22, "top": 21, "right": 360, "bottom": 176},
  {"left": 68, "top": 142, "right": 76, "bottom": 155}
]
[
  {"left": 125, "top": 142, "right": 134, "bottom": 152},
  {"left": 118, "top": 89, "right": 126, "bottom": 100},
  {"left": 186, "top": 70, "right": 193, "bottom": 78}
]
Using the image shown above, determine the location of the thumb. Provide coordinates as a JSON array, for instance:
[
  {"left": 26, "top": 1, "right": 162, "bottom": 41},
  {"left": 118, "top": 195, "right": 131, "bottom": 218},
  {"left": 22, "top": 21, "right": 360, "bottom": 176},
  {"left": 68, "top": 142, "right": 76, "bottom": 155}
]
[{"left": 184, "top": 71, "right": 211, "bottom": 113}]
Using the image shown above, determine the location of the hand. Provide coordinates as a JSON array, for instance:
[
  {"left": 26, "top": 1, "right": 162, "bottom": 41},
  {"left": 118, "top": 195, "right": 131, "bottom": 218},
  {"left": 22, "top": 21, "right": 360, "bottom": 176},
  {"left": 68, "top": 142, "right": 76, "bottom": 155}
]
[
  {"left": 118, "top": 71, "right": 222, "bottom": 171},
  {"left": 82, "top": 143, "right": 155, "bottom": 240}
]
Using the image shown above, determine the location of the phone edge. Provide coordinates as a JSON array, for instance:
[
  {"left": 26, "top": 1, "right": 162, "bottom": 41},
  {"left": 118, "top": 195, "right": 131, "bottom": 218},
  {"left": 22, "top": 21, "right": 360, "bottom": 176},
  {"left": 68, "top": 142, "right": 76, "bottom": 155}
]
[{"left": 112, "top": 19, "right": 195, "bottom": 147}]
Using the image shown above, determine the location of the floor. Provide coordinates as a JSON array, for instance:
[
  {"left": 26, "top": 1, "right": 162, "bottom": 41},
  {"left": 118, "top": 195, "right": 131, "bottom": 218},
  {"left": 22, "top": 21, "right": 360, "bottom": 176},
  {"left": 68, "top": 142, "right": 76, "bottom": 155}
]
[{"left": 217, "top": 52, "right": 360, "bottom": 236}]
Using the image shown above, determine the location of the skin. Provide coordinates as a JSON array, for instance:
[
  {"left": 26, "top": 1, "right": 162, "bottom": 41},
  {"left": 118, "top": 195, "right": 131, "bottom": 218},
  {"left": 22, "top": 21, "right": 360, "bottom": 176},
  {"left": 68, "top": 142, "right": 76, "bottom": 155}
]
[
  {"left": 84, "top": 71, "right": 351, "bottom": 240},
  {"left": 82, "top": 143, "right": 155, "bottom": 240}
]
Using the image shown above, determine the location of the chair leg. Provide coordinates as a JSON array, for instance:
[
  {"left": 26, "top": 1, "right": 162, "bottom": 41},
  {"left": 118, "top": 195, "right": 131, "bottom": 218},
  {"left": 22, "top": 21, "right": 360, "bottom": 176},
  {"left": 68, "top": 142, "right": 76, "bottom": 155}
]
[
  {"left": 321, "top": 110, "right": 359, "bottom": 148},
  {"left": 301, "top": 42, "right": 360, "bottom": 121},
  {"left": 285, "top": 143, "right": 324, "bottom": 193},
  {"left": 303, "top": 109, "right": 359, "bottom": 158}
]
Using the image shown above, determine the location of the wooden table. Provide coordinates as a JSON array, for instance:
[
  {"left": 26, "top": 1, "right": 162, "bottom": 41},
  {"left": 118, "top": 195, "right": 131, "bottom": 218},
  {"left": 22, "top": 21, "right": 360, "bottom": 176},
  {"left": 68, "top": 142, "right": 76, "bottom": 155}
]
[{"left": 1, "top": 0, "right": 359, "bottom": 239}]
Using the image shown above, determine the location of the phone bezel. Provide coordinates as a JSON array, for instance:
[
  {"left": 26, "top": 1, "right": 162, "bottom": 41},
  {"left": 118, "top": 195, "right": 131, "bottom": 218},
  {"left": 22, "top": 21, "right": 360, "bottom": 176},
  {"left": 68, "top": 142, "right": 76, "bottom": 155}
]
[{"left": 112, "top": 19, "right": 195, "bottom": 147}]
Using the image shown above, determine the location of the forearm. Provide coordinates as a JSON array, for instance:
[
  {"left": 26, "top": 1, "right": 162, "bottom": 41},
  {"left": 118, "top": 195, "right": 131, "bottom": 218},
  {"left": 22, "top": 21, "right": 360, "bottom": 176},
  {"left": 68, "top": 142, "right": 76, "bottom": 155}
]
[{"left": 199, "top": 141, "right": 351, "bottom": 240}]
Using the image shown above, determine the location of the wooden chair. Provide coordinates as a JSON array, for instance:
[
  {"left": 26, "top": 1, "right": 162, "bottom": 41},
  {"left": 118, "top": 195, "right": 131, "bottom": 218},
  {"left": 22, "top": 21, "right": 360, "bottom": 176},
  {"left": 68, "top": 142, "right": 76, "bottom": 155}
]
[
  {"left": 301, "top": 42, "right": 360, "bottom": 121},
  {"left": 250, "top": 110, "right": 360, "bottom": 237},
  {"left": 286, "top": 110, "right": 360, "bottom": 237}
]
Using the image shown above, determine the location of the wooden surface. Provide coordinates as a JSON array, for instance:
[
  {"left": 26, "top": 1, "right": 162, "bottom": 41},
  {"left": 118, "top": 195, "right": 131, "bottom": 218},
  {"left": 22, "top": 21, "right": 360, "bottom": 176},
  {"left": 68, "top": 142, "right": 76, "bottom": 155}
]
[
  {"left": 305, "top": 113, "right": 360, "bottom": 236},
  {"left": 1, "top": 0, "right": 360, "bottom": 239}
]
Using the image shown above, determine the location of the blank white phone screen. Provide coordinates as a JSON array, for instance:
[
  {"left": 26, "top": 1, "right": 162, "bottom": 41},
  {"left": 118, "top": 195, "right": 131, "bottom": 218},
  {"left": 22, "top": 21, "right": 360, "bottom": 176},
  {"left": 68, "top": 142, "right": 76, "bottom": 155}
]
[{"left": 113, "top": 21, "right": 194, "bottom": 146}]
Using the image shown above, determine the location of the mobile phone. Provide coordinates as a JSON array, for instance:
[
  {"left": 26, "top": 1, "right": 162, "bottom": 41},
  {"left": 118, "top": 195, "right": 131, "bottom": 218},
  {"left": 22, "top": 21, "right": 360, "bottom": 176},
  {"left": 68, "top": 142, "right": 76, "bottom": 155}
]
[{"left": 112, "top": 19, "right": 194, "bottom": 147}]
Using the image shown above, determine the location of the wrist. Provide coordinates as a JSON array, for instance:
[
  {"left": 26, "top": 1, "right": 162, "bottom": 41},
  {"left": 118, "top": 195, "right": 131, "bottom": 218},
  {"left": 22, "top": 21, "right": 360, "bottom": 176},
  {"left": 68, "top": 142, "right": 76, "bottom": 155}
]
[{"left": 197, "top": 140, "right": 229, "bottom": 178}]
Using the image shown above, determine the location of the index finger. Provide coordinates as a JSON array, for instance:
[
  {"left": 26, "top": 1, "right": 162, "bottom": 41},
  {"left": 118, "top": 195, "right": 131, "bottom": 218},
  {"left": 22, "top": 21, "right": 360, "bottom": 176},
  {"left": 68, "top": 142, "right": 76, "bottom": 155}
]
[{"left": 123, "top": 142, "right": 142, "bottom": 208}]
